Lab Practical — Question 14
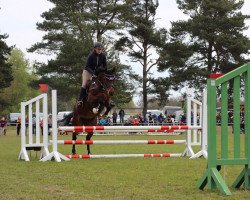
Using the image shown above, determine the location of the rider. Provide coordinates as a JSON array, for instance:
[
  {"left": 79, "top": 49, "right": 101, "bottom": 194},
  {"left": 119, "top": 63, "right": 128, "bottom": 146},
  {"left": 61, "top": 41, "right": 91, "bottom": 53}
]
[{"left": 77, "top": 41, "right": 107, "bottom": 106}]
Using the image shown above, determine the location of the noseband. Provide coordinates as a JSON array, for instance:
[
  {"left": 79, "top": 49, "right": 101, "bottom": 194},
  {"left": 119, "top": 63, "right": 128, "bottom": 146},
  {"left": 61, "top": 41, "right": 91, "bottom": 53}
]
[
  {"left": 90, "top": 74, "right": 115, "bottom": 92},
  {"left": 95, "top": 73, "right": 115, "bottom": 91}
]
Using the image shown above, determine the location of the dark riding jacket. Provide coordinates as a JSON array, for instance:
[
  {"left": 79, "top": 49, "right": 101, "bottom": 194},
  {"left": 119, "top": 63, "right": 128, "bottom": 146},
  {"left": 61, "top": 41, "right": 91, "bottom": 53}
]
[{"left": 85, "top": 51, "right": 107, "bottom": 75}]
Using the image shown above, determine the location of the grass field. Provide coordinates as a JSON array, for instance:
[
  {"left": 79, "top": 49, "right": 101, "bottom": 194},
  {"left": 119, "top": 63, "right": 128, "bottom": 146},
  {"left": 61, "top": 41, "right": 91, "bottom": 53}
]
[{"left": 0, "top": 127, "right": 249, "bottom": 200}]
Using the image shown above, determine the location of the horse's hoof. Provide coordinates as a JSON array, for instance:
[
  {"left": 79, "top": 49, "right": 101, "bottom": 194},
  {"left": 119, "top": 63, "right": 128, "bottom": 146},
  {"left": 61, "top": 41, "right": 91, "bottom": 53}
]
[{"left": 93, "top": 108, "right": 98, "bottom": 114}]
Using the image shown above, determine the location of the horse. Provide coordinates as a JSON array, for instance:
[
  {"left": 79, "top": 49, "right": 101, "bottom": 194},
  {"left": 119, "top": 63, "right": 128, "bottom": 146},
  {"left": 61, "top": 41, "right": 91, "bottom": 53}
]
[{"left": 61, "top": 67, "right": 115, "bottom": 155}]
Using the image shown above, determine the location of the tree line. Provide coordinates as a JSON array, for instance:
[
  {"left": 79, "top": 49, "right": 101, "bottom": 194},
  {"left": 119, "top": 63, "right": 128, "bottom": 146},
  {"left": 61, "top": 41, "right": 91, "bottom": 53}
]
[{"left": 0, "top": 0, "right": 250, "bottom": 117}]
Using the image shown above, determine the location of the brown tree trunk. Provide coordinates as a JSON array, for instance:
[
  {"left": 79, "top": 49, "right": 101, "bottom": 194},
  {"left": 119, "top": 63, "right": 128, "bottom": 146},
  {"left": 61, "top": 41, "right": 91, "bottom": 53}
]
[{"left": 142, "top": 44, "right": 148, "bottom": 118}]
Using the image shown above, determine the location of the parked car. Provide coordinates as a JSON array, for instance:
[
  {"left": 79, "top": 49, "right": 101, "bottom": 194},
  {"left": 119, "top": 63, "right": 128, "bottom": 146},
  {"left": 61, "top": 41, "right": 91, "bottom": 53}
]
[
  {"left": 146, "top": 110, "right": 165, "bottom": 118},
  {"left": 8, "top": 113, "right": 21, "bottom": 125},
  {"left": 57, "top": 111, "right": 72, "bottom": 122}
]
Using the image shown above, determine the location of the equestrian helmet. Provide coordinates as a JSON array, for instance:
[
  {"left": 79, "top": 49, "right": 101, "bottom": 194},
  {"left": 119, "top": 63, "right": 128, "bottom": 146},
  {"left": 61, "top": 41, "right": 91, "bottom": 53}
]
[{"left": 94, "top": 42, "right": 103, "bottom": 48}]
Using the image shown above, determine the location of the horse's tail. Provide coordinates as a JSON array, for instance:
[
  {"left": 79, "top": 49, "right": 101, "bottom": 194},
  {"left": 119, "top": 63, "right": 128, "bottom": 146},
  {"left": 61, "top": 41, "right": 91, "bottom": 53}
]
[{"left": 59, "top": 112, "right": 74, "bottom": 126}]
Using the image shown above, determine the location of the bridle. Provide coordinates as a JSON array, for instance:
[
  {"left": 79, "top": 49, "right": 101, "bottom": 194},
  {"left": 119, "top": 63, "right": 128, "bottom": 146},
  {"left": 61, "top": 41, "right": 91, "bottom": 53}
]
[{"left": 93, "top": 73, "right": 115, "bottom": 92}]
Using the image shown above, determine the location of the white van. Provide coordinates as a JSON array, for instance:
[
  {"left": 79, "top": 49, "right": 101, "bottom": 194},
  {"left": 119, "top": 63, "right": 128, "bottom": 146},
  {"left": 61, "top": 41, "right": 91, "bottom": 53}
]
[
  {"left": 8, "top": 113, "right": 21, "bottom": 124},
  {"left": 57, "top": 111, "right": 72, "bottom": 121},
  {"left": 162, "top": 106, "right": 182, "bottom": 115}
]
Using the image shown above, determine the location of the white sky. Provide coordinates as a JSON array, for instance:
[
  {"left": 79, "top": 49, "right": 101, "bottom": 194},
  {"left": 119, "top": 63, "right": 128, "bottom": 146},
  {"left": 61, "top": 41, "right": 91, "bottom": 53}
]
[{"left": 1, "top": 0, "right": 249, "bottom": 64}]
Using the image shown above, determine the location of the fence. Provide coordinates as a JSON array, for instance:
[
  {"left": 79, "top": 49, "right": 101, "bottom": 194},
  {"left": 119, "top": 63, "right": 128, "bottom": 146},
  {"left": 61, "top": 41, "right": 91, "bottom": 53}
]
[{"left": 197, "top": 63, "right": 250, "bottom": 195}]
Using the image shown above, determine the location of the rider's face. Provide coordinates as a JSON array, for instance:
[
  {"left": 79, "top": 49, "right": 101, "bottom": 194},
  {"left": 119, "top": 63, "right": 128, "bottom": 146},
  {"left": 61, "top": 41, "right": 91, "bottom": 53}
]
[{"left": 95, "top": 48, "right": 103, "bottom": 54}]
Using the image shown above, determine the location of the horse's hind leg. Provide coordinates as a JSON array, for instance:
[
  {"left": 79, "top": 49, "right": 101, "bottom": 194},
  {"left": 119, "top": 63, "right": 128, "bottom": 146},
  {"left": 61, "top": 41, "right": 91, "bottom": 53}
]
[
  {"left": 72, "top": 132, "right": 77, "bottom": 155},
  {"left": 86, "top": 132, "right": 93, "bottom": 155}
]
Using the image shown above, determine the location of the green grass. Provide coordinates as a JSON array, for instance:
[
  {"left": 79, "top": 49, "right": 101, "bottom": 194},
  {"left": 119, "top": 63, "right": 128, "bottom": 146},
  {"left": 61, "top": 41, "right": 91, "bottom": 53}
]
[{"left": 0, "top": 127, "right": 249, "bottom": 200}]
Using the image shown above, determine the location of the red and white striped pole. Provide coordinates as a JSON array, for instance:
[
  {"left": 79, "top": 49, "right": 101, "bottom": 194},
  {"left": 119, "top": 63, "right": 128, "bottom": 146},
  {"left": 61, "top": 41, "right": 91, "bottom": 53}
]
[
  {"left": 58, "top": 125, "right": 201, "bottom": 133},
  {"left": 55, "top": 139, "right": 186, "bottom": 145},
  {"left": 66, "top": 153, "right": 182, "bottom": 159}
]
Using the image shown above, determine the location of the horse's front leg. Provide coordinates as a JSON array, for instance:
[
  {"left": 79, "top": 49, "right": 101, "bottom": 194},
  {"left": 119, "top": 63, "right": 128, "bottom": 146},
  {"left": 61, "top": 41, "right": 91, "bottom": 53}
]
[
  {"left": 92, "top": 103, "right": 101, "bottom": 114},
  {"left": 86, "top": 132, "right": 93, "bottom": 155},
  {"left": 72, "top": 132, "right": 77, "bottom": 155},
  {"left": 103, "top": 100, "right": 115, "bottom": 116}
]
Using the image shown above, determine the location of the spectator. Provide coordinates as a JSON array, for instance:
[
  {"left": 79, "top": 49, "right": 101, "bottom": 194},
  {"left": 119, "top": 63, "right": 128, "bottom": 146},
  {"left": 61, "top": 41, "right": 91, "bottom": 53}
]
[
  {"left": 133, "top": 117, "right": 139, "bottom": 126},
  {"left": 112, "top": 110, "right": 118, "bottom": 125},
  {"left": 157, "top": 113, "right": 164, "bottom": 125},
  {"left": 170, "top": 114, "right": 176, "bottom": 125},
  {"left": 118, "top": 109, "right": 125, "bottom": 124},
  {"left": 106, "top": 116, "right": 111, "bottom": 125},
  {"left": 125, "top": 116, "right": 133, "bottom": 126},
  {"left": 48, "top": 114, "right": 52, "bottom": 135},
  {"left": 138, "top": 114, "right": 145, "bottom": 125},
  {"left": 99, "top": 116, "right": 107, "bottom": 125},
  {"left": 180, "top": 113, "right": 186, "bottom": 125},
  {"left": 40, "top": 118, "right": 43, "bottom": 135},
  {"left": 152, "top": 114, "right": 157, "bottom": 124},
  {"left": 0, "top": 117, "right": 7, "bottom": 136},
  {"left": 16, "top": 117, "right": 21, "bottom": 136},
  {"left": 240, "top": 110, "right": 244, "bottom": 134},
  {"left": 148, "top": 113, "right": 153, "bottom": 125},
  {"left": 164, "top": 115, "right": 173, "bottom": 125},
  {"left": 25, "top": 115, "right": 28, "bottom": 135},
  {"left": 32, "top": 115, "right": 36, "bottom": 135}
]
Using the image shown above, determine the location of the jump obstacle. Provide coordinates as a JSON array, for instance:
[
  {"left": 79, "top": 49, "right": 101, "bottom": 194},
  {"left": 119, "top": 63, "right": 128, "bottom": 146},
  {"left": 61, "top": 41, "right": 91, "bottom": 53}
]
[
  {"left": 18, "top": 89, "right": 206, "bottom": 162},
  {"left": 197, "top": 63, "right": 250, "bottom": 195}
]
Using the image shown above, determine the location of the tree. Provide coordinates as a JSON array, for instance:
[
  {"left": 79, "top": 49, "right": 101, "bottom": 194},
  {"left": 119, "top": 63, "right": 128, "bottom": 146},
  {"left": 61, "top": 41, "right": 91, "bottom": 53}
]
[
  {"left": 0, "top": 48, "right": 39, "bottom": 115},
  {"left": 28, "top": 0, "right": 134, "bottom": 109},
  {"left": 115, "top": 0, "right": 168, "bottom": 117},
  {"left": 0, "top": 33, "right": 13, "bottom": 91},
  {"left": 158, "top": 0, "right": 250, "bottom": 91}
]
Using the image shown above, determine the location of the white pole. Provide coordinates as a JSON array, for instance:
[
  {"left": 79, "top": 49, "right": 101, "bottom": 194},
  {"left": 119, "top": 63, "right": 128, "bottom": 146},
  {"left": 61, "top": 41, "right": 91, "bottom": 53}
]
[
  {"left": 18, "top": 102, "right": 30, "bottom": 161},
  {"left": 193, "top": 102, "right": 197, "bottom": 144},
  {"left": 40, "top": 90, "right": 69, "bottom": 162},
  {"left": 41, "top": 93, "right": 49, "bottom": 158},
  {"left": 35, "top": 101, "right": 40, "bottom": 144},
  {"left": 52, "top": 90, "right": 58, "bottom": 152},
  {"left": 28, "top": 104, "right": 33, "bottom": 144},
  {"left": 182, "top": 95, "right": 195, "bottom": 157},
  {"left": 190, "top": 89, "right": 208, "bottom": 159}
]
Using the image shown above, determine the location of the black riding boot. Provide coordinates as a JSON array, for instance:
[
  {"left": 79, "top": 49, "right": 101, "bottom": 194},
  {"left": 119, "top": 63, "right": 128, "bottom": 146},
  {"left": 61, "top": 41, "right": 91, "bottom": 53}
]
[{"left": 77, "top": 87, "right": 87, "bottom": 107}]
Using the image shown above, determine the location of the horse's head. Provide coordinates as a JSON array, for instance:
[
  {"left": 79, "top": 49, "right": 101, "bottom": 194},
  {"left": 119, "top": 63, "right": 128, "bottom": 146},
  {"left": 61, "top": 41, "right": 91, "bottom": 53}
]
[
  {"left": 95, "top": 67, "right": 116, "bottom": 96},
  {"left": 86, "top": 67, "right": 115, "bottom": 110}
]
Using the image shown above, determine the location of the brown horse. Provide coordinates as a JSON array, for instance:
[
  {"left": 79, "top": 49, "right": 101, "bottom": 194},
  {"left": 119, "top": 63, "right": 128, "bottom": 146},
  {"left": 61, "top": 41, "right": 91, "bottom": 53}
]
[{"left": 61, "top": 67, "right": 115, "bottom": 154}]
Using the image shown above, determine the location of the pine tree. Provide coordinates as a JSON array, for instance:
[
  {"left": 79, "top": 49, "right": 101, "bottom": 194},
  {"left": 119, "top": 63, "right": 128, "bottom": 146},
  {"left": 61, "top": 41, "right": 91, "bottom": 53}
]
[
  {"left": 28, "top": 0, "right": 134, "bottom": 108},
  {"left": 158, "top": 0, "right": 250, "bottom": 91},
  {"left": 0, "top": 34, "right": 12, "bottom": 91},
  {"left": 115, "top": 0, "right": 168, "bottom": 116}
]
